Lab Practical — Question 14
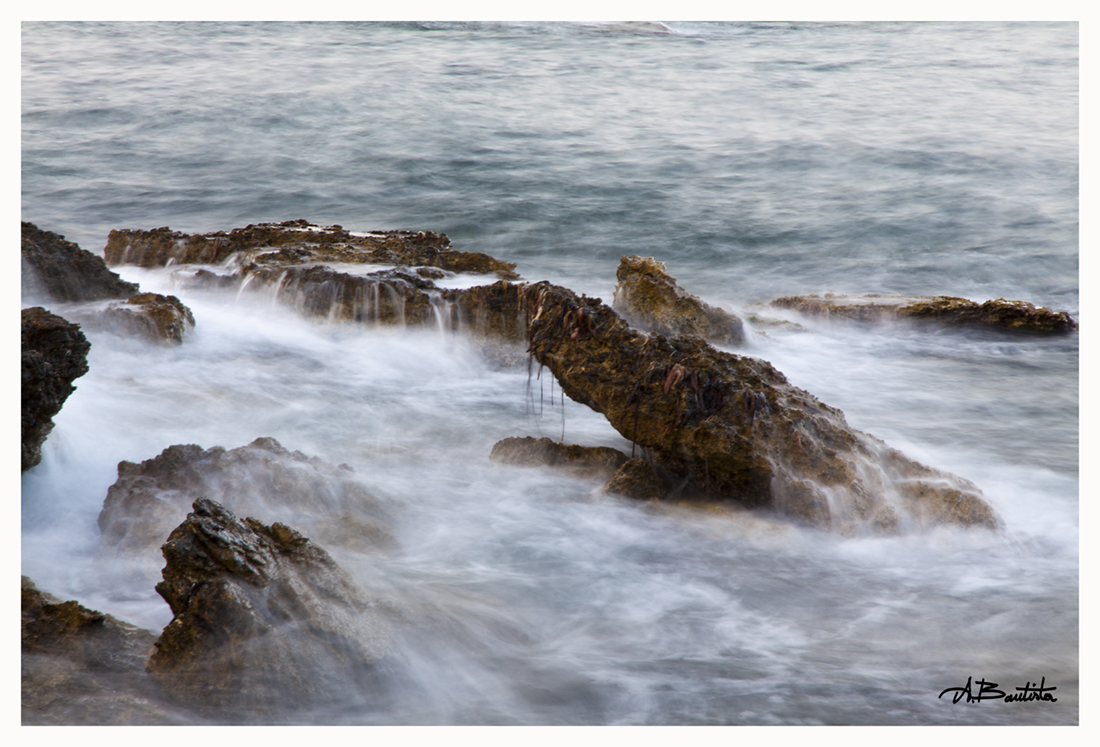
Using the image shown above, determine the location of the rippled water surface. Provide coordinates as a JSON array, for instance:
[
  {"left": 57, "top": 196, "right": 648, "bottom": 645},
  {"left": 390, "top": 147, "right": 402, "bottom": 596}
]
[{"left": 21, "top": 22, "right": 1078, "bottom": 725}]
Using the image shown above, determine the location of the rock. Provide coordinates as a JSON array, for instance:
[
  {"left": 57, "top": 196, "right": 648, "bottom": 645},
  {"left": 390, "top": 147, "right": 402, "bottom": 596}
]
[
  {"left": 601, "top": 458, "right": 667, "bottom": 501},
  {"left": 523, "top": 281, "right": 1000, "bottom": 534},
  {"left": 21, "top": 576, "right": 183, "bottom": 724},
  {"left": 489, "top": 436, "right": 629, "bottom": 481},
  {"left": 101, "top": 292, "right": 196, "bottom": 344},
  {"left": 146, "top": 498, "right": 391, "bottom": 714},
  {"left": 768, "top": 293, "right": 1078, "bottom": 334},
  {"left": 613, "top": 255, "right": 744, "bottom": 345},
  {"left": 21, "top": 307, "right": 90, "bottom": 472},
  {"left": 105, "top": 220, "right": 520, "bottom": 280},
  {"left": 22, "top": 221, "right": 139, "bottom": 302},
  {"left": 99, "top": 437, "right": 393, "bottom": 558}
]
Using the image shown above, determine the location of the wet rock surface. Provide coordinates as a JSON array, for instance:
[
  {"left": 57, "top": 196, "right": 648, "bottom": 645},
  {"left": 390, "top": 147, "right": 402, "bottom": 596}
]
[
  {"left": 22, "top": 221, "right": 139, "bottom": 302},
  {"left": 147, "top": 498, "right": 391, "bottom": 715},
  {"left": 101, "top": 292, "right": 196, "bottom": 344},
  {"left": 613, "top": 255, "right": 744, "bottom": 345},
  {"left": 21, "top": 307, "right": 91, "bottom": 472},
  {"left": 601, "top": 458, "right": 667, "bottom": 501},
  {"left": 769, "top": 293, "right": 1078, "bottom": 334},
  {"left": 524, "top": 281, "right": 1000, "bottom": 534},
  {"left": 99, "top": 437, "right": 393, "bottom": 558},
  {"left": 490, "top": 436, "right": 629, "bottom": 481}
]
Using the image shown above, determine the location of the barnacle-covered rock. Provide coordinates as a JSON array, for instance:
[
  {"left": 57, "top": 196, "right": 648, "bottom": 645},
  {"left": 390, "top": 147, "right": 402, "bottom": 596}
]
[{"left": 524, "top": 281, "right": 999, "bottom": 534}]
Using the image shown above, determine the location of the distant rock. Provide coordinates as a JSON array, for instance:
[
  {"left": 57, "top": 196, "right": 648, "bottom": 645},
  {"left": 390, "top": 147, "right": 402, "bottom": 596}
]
[
  {"left": 524, "top": 281, "right": 1000, "bottom": 535},
  {"left": 769, "top": 293, "right": 1077, "bottom": 334},
  {"left": 101, "top": 292, "right": 196, "bottom": 345},
  {"left": 489, "top": 436, "right": 629, "bottom": 481},
  {"left": 146, "top": 498, "right": 391, "bottom": 715},
  {"left": 601, "top": 458, "right": 667, "bottom": 501},
  {"left": 22, "top": 221, "right": 139, "bottom": 302},
  {"left": 613, "top": 255, "right": 744, "bottom": 345},
  {"left": 21, "top": 307, "right": 90, "bottom": 472}
]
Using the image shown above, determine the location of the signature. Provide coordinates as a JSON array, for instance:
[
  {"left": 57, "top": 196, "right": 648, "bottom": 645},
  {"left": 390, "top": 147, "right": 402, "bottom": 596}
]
[{"left": 939, "top": 676, "right": 1058, "bottom": 704}]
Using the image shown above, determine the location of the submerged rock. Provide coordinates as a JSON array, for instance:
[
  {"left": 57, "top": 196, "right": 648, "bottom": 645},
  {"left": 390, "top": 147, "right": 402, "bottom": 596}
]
[
  {"left": 524, "top": 281, "right": 999, "bottom": 534},
  {"left": 613, "top": 255, "right": 744, "bottom": 345},
  {"left": 22, "top": 221, "right": 139, "bottom": 302},
  {"left": 490, "top": 436, "right": 629, "bottom": 481},
  {"left": 601, "top": 458, "right": 667, "bottom": 501},
  {"left": 147, "top": 498, "right": 391, "bottom": 714},
  {"left": 21, "top": 307, "right": 90, "bottom": 472},
  {"left": 769, "top": 293, "right": 1077, "bottom": 334},
  {"left": 101, "top": 292, "right": 196, "bottom": 345},
  {"left": 99, "top": 437, "right": 393, "bottom": 558}
]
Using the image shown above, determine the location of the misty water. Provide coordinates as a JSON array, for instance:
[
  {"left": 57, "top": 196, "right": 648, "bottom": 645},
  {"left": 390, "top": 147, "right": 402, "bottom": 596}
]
[{"left": 21, "top": 22, "right": 1077, "bottom": 724}]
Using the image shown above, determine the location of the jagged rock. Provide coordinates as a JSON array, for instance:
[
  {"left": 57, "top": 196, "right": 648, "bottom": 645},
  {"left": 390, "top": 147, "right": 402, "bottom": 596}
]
[
  {"left": 489, "top": 436, "right": 629, "bottom": 481},
  {"left": 105, "top": 219, "right": 520, "bottom": 279},
  {"left": 22, "top": 221, "right": 139, "bottom": 302},
  {"left": 613, "top": 255, "right": 744, "bottom": 345},
  {"left": 769, "top": 293, "right": 1078, "bottom": 334},
  {"left": 101, "top": 292, "right": 196, "bottom": 344},
  {"left": 146, "top": 498, "right": 391, "bottom": 714},
  {"left": 21, "top": 576, "right": 183, "bottom": 724},
  {"left": 99, "top": 437, "right": 393, "bottom": 557},
  {"left": 524, "top": 281, "right": 1000, "bottom": 534},
  {"left": 21, "top": 307, "right": 90, "bottom": 472},
  {"left": 601, "top": 458, "right": 667, "bottom": 501}
]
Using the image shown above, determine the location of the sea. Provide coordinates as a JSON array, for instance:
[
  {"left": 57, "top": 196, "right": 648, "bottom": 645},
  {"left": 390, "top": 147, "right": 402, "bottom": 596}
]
[{"left": 20, "top": 21, "right": 1079, "bottom": 725}]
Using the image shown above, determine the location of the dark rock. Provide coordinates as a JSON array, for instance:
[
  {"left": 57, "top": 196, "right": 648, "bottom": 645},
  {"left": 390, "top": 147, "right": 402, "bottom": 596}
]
[
  {"left": 22, "top": 221, "right": 139, "bottom": 302},
  {"left": 146, "top": 498, "right": 391, "bottom": 714},
  {"left": 769, "top": 293, "right": 1078, "bottom": 334},
  {"left": 489, "top": 436, "right": 629, "bottom": 481},
  {"left": 601, "top": 458, "right": 667, "bottom": 501},
  {"left": 21, "top": 307, "right": 90, "bottom": 472},
  {"left": 99, "top": 437, "right": 393, "bottom": 557},
  {"left": 101, "top": 292, "right": 196, "bottom": 344},
  {"left": 613, "top": 255, "right": 744, "bottom": 345},
  {"left": 524, "top": 281, "right": 1000, "bottom": 534}
]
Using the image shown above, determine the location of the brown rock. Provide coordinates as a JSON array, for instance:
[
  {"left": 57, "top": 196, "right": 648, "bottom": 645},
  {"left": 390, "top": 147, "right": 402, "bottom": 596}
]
[
  {"left": 601, "top": 458, "right": 667, "bottom": 501},
  {"left": 101, "top": 292, "right": 196, "bottom": 344},
  {"left": 146, "top": 498, "right": 391, "bottom": 714},
  {"left": 490, "top": 436, "right": 629, "bottom": 481},
  {"left": 769, "top": 293, "right": 1077, "bottom": 334},
  {"left": 22, "top": 221, "right": 139, "bottom": 302},
  {"left": 524, "top": 281, "right": 1000, "bottom": 534},
  {"left": 613, "top": 255, "right": 744, "bottom": 345},
  {"left": 21, "top": 307, "right": 90, "bottom": 472}
]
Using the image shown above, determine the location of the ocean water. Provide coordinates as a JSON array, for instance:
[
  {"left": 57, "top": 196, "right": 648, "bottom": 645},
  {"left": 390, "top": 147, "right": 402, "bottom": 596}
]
[{"left": 20, "top": 22, "right": 1078, "bottom": 725}]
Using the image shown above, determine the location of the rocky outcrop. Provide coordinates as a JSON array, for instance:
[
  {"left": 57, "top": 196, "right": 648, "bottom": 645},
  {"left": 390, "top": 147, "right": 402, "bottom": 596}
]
[
  {"left": 22, "top": 221, "right": 139, "bottom": 302},
  {"left": 490, "top": 436, "right": 629, "bottom": 481},
  {"left": 101, "top": 292, "right": 196, "bottom": 344},
  {"left": 99, "top": 437, "right": 392, "bottom": 557},
  {"left": 21, "top": 576, "right": 183, "bottom": 724},
  {"left": 769, "top": 293, "right": 1078, "bottom": 334},
  {"left": 146, "top": 498, "right": 391, "bottom": 715},
  {"left": 105, "top": 219, "right": 520, "bottom": 279},
  {"left": 613, "top": 255, "right": 744, "bottom": 345},
  {"left": 601, "top": 458, "right": 667, "bottom": 501},
  {"left": 21, "top": 307, "right": 90, "bottom": 471},
  {"left": 524, "top": 281, "right": 1000, "bottom": 534}
]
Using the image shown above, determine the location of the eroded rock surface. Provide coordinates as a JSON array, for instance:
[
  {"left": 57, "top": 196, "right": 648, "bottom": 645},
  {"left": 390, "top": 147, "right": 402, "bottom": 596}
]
[
  {"left": 21, "top": 307, "right": 91, "bottom": 472},
  {"left": 147, "top": 498, "right": 391, "bottom": 715},
  {"left": 524, "top": 281, "right": 1000, "bottom": 534},
  {"left": 613, "top": 255, "right": 744, "bottom": 345},
  {"left": 769, "top": 293, "right": 1077, "bottom": 334},
  {"left": 101, "top": 292, "right": 196, "bottom": 344},
  {"left": 601, "top": 458, "right": 667, "bottom": 501},
  {"left": 22, "top": 221, "right": 139, "bottom": 302},
  {"left": 99, "top": 437, "right": 393, "bottom": 558},
  {"left": 490, "top": 436, "right": 629, "bottom": 481}
]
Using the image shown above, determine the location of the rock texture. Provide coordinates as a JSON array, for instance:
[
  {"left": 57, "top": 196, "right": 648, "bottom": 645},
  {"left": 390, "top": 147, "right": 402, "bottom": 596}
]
[
  {"left": 490, "top": 436, "right": 629, "bottom": 481},
  {"left": 146, "top": 498, "right": 390, "bottom": 715},
  {"left": 99, "top": 437, "right": 392, "bottom": 557},
  {"left": 101, "top": 292, "right": 196, "bottom": 344},
  {"left": 22, "top": 221, "right": 138, "bottom": 302},
  {"left": 769, "top": 293, "right": 1078, "bottom": 334},
  {"left": 524, "top": 281, "right": 1000, "bottom": 534},
  {"left": 601, "top": 458, "right": 667, "bottom": 501},
  {"left": 613, "top": 255, "right": 744, "bottom": 345},
  {"left": 21, "top": 307, "right": 91, "bottom": 471}
]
